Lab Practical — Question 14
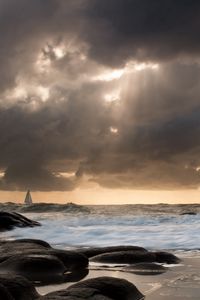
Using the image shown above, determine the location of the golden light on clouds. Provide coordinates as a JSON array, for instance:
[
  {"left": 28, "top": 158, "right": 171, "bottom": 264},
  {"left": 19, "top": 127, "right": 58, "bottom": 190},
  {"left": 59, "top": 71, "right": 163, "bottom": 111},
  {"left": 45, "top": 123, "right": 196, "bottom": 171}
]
[
  {"left": 6, "top": 83, "right": 50, "bottom": 104},
  {"left": 104, "top": 90, "right": 120, "bottom": 103},
  {"left": 93, "top": 69, "right": 125, "bottom": 82},
  {"left": 92, "top": 62, "right": 160, "bottom": 83},
  {"left": 55, "top": 172, "right": 76, "bottom": 178},
  {"left": 133, "top": 62, "right": 159, "bottom": 71},
  {"left": 37, "top": 86, "right": 50, "bottom": 102}
]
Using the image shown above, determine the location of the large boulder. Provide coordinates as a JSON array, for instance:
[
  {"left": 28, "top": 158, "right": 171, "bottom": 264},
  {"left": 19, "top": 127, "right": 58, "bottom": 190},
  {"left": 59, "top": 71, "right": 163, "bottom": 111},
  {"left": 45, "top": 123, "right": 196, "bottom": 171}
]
[
  {"left": 90, "top": 250, "right": 156, "bottom": 264},
  {"left": 90, "top": 249, "right": 180, "bottom": 265},
  {"left": 41, "top": 277, "right": 144, "bottom": 300},
  {"left": 0, "top": 254, "right": 66, "bottom": 281},
  {"left": 0, "top": 212, "right": 40, "bottom": 231},
  {"left": 0, "top": 240, "right": 89, "bottom": 285}
]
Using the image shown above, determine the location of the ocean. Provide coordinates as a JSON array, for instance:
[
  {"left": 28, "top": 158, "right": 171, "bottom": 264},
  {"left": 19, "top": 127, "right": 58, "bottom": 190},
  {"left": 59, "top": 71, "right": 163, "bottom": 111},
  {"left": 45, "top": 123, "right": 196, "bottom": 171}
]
[{"left": 1, "top": 203, "right": 200, "bottom": 251}]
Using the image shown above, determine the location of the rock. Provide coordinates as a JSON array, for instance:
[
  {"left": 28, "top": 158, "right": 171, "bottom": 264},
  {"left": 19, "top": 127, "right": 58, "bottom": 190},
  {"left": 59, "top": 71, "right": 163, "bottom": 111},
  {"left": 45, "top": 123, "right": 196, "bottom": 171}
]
[
  {"left": 0, "top": 274, "right": 39, "bottom": 300},
  {"left": 0, "top": 254, "right": 66, "bottom": 283},
  {"left": 68, "top": 276, "right": 144, "bottom": 300},
  {"left": 42, "top": 277, "right": 144, "bottom": 300},
  {"left": 0, "top": 211, "right": 40, "bottom": 231},
  {"left": 0, "top": 240, "right": 88, "bottom": 267},
  {"left": 79, "top": 246, "right": 148, "bottom": 258},
  {"left": 0, "top": 240, "right": 89, "bottom": 285},
  {"left": 123, "top": 262, "right": 167, "bottom": 275},
  {"left": 90, "top": 250, "right": 156, "bottom": 264},
  {"left": 153, "top": 251, "right": 181, "bottom": 264},
  {"left": 180, "top": 212, "right": 197, "bottom": 215},
  {"left": 0, "top": 240, "right": 52, "bottom": 263}
]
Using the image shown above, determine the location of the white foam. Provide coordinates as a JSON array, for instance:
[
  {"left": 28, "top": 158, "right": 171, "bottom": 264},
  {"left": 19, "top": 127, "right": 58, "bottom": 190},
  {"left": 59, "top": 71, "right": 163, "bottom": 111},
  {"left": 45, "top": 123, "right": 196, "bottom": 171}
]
[{"left": 5, "top": 212, "right": 200, "bottom": 250}]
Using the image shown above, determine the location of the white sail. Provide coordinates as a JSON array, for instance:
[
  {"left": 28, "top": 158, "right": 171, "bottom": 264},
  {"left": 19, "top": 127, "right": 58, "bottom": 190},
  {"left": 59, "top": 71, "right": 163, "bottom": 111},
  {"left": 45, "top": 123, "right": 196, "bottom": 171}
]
[{"left": 24, "top": 190, "right": 32, "bottom": 205}]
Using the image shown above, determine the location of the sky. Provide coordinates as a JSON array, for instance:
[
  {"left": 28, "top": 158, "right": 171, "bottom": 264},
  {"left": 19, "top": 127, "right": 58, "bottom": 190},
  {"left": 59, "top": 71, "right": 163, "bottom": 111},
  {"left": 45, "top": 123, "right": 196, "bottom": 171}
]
[{"left": 1, "top": 0, "right": 200, "bottom": 204}]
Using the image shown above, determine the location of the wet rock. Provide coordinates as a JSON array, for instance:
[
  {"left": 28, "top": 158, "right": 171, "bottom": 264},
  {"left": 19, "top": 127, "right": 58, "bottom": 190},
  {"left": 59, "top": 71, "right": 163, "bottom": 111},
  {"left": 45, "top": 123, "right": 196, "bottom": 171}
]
[
  {"left": 0, "top": 240, "right": 52, "bottom": 263},
  {"left": 90, "top": 250, "right": 156, "bottom": 264},
  {"left": 154, "top": 251, "right": 181, "bottom": 264},
  {"left": 0, "top": 240, "right": 89, "bottom": 285},
  {"left": 42, "top": 277, "right": 144, "bottom": 300},
  {"left": 123, "top": 262, "right": 167, "bottom": 275},
  {"left": 0, "top": 274, "right": 39, "bottom": 300},
  {"left": 79, "top": 246, "right": 148, "bottom": 258},
  {"left": 0, "top": 254, "right": 66, "bottom": 283},
  {"left": 68, "top": 276, "right": 144, "bottom": 300},
  {"left": 0, "top": 211, "right": 40, "bottom": 231},
  {"left": 0, "top": 240, "right": 88, "bottom": 268}
]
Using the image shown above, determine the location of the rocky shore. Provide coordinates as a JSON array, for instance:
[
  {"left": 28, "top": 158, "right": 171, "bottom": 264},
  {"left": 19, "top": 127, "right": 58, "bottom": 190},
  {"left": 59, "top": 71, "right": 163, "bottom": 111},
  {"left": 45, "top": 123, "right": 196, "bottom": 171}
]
[
  {"left": 0, "top": 211, "right": 199, "bottom": 299},
  {"left": 0, "top": 238, "right": 180, "bottom": 299}
]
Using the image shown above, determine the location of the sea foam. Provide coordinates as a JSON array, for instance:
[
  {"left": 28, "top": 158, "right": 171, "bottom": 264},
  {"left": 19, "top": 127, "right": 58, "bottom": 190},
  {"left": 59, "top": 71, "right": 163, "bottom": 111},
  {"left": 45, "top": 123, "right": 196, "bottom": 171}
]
[{"left": 2, "top": 203, "right": 200, "bottom": 251}]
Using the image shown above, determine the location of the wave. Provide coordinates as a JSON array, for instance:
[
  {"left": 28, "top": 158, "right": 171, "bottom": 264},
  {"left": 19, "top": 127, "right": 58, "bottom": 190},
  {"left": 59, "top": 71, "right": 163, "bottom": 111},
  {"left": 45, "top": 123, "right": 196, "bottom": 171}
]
[
  {"left": 0, "top": 202, "right": 90, "bottom": 214},
  {"left": 1, "top": 203, "right": 200, "bottom": 250},
  {"left": 4, "top": 212, "right": 200, "bottom": 250}
]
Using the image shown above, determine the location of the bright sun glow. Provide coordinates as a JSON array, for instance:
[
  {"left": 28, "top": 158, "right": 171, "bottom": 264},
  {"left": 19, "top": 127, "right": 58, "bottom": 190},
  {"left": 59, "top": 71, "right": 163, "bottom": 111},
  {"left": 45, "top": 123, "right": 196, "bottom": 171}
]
[
  {"left": 110, "top": 126, "right": 119, "bottom": 134},
  {"left": 53, "top": 46, "right": 66, "bottom": 59}
]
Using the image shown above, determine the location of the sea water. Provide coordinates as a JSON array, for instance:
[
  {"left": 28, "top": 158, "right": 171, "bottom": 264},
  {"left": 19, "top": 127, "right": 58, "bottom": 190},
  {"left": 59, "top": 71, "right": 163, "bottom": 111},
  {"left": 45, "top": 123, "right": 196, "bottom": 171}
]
[{"left": 1, "top": 203, "right": 200, "bottom": 251}]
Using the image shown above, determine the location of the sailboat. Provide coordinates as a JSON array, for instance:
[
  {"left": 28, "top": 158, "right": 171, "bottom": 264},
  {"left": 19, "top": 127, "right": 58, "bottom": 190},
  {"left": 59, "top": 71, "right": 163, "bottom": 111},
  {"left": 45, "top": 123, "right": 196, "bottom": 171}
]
[{"left": 24, "top": 190, "right": 33, "bottom": 205}]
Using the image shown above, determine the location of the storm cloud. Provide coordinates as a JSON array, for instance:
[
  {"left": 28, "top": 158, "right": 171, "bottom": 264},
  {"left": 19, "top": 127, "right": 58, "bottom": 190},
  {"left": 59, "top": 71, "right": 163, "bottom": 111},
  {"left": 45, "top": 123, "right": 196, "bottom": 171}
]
[{"left": 0, "top": 0, "right": 200, "bottom": 191}]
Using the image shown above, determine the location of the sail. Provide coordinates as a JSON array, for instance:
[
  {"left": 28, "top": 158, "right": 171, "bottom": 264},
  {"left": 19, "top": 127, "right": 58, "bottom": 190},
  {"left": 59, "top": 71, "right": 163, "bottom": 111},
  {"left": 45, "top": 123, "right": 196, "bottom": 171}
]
[{"left": 24, "top": 190, "right": 32, "bottom": 205}]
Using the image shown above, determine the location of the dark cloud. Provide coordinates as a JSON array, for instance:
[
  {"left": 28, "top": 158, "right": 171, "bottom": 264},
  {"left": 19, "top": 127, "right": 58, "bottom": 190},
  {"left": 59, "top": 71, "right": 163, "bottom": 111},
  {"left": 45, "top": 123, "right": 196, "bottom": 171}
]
[
  {"left": 84, "top": 0, "right": 200, "bottom": 66},
  {"left": 0, "top": 1, "right": 200, "bottom": 191}
]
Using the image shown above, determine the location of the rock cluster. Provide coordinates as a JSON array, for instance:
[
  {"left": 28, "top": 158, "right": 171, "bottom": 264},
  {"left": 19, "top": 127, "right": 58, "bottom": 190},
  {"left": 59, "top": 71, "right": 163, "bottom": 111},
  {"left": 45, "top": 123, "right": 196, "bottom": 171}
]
[
  {"left": 0, "top": 239, "right": 181, "bottom": 299},
  {"left": 0, "top": 212, "right": 181, "bottom": 300}
]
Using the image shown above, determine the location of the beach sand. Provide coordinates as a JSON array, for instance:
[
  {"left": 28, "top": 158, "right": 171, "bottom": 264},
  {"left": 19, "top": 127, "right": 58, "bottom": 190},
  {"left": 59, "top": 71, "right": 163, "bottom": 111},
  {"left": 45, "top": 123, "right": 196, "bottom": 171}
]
[{"left": 37, "top": 251, "right": 200, "bottom": 299}]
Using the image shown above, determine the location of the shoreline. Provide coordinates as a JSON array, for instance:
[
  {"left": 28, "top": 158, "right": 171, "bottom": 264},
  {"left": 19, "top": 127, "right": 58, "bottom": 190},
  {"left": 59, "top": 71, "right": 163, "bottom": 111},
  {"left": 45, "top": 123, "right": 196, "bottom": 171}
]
[{"left": 37, "top": 251, "right": 200, "bottom": 299}]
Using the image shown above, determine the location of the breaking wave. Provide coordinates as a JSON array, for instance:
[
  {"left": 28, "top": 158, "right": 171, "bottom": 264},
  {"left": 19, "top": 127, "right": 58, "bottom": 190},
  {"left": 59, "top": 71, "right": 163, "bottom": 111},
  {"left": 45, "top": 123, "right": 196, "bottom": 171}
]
[{"left": 1, "top": 203, "right": 200, "bottom": 250}]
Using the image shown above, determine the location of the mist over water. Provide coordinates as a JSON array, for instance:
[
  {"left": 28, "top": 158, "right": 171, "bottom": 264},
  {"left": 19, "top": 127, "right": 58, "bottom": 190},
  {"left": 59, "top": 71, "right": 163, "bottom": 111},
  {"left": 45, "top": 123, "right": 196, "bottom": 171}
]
[{"left": 2, "top": 203, "right": 200, "bottom": 251}]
